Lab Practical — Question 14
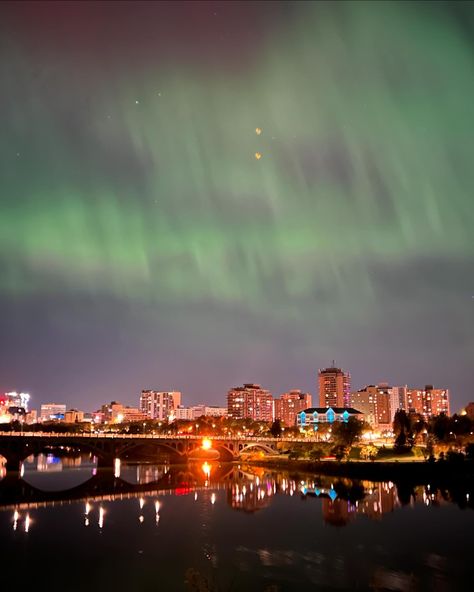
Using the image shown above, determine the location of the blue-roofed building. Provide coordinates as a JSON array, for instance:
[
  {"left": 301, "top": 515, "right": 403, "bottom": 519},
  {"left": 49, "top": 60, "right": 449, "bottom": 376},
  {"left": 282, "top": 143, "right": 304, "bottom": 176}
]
[{"left": 297, "top": 407, "right": 363, "bottom": 428}]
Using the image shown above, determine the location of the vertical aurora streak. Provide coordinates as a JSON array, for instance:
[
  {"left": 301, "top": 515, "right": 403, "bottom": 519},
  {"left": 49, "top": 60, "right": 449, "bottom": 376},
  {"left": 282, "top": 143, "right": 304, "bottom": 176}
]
[{"left": 0, "top": 1, "right": 473, "bottom": 409}]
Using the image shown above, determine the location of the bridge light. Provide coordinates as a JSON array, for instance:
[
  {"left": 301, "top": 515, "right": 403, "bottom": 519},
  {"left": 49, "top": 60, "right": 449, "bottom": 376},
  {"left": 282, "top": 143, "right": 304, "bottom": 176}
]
[
  {"left": 114, "top": 458, "right": 121, "bottom": 478},
  {"left": 98, "top": 506, "right": 105, "bottom": 529},
  {"left": 25, "top": 513, "right": 31, "bottom": 533},
  {"left": 202, "top": 462, "right": 211, "bottom": 479},
  {"left": 201, "top": 438, "right": 212, "bottom": 450}
]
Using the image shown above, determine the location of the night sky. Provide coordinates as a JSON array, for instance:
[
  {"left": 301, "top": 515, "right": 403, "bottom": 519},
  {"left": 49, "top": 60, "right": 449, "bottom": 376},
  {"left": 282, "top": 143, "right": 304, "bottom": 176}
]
[{"left": 1, "top": 1, "right": 473, "bottom": 412}]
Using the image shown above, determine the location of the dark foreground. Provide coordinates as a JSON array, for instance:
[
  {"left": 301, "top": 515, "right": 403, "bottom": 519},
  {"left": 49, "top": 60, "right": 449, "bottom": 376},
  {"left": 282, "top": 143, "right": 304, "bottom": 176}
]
[{"left": 1, "top": 455, "right": 473, "bottom": 591}]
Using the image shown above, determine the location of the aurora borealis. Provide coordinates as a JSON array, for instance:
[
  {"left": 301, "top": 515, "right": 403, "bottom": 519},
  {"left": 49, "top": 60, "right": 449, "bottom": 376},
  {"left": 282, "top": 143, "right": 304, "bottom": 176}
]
[{"left": 1, "top": 1, "right": 473, "bottom": 410}]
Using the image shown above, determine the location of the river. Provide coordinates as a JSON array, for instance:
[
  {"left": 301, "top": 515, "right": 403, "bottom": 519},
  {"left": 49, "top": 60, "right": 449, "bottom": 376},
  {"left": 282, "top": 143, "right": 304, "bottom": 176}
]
[{"left": 0, "top": 454, "right": 472, "bottom": 591}]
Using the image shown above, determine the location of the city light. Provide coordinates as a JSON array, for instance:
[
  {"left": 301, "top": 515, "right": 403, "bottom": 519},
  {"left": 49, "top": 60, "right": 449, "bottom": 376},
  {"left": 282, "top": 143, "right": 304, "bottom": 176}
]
[
  {"left": 202, "top": 462, "right": 211, "bottom": 479},
  {"left": 114, "top": 458, "right": 121, "bottom": 478},
  {"left": 98, "top": 506, "right": 105, "bottom": 529},
  {"left": 201, "top": 438, "right": 212, "bottom": 450}
]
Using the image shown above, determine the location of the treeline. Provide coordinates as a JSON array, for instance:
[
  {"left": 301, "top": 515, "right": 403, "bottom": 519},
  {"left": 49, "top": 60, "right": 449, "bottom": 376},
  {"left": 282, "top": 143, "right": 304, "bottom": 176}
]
[{"left": 393, "top": 409, "right": 474, "bottom": 453}]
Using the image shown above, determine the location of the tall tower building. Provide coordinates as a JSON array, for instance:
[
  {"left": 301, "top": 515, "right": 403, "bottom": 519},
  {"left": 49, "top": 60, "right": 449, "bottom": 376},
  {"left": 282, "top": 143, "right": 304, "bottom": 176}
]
[
  {"left": 140, "top": 390, "right": 181, "bottom": 421},
  {"left": 318, "top": 365, "right": 351, "bottom": 408},
  {"left": 227, "top": 384, "right": 273, "bottom": 422}
]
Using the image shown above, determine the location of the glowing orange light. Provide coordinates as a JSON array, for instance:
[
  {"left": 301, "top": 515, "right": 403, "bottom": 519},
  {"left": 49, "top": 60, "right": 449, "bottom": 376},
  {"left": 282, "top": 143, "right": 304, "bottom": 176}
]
[
  {"left": 255, "top": 152, "right": 262, "bottom": 160},
  {"left": 255, "top": 127, "right": 262, "bottom": 135},
  {"left": 202, "top": 462, "right": 211, "bottom": 479},
  {"left": 202, "top": 438, "right": 212, "bottom": 450}
]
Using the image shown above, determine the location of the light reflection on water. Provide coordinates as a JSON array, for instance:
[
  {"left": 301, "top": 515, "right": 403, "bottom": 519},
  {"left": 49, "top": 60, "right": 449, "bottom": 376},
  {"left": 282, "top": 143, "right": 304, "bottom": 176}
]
[{"left": 0, "top": 457, "right": 473, "bottom": 591}]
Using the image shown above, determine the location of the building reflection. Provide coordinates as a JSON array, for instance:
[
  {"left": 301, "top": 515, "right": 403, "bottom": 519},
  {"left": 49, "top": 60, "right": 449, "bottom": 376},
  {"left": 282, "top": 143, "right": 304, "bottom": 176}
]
[
  {"left": 0, "top": 458, "right": 472, "bottom": 534},
  {"left": 227, "top": 480, "right": 273, "bottom": 513}
]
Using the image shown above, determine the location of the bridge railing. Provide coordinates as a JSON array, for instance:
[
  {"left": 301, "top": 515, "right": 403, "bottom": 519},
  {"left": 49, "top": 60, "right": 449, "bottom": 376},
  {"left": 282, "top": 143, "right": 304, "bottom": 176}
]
[{"left": 0, "top": 431, "right": 321, "bottom": 443}]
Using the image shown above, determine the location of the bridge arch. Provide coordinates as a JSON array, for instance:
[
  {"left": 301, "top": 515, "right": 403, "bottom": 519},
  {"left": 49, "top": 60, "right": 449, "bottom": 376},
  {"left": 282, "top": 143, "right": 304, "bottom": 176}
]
[
  {"left": 113, "top": 441, "right": 184, "bottom": 463},
  {"left": 238, "top": 443, "right": 277, "bottom": 456}
]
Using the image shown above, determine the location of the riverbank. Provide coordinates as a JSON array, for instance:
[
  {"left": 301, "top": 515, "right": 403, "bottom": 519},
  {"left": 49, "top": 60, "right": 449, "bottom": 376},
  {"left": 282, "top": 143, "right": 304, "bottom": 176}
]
[{"left": 244, "top": 457, "right": 474, "bottom": 483}]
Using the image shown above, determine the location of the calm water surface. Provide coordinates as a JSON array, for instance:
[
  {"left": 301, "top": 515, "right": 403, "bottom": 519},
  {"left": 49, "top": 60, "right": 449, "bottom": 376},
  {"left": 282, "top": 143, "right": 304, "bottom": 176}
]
[{"left": 0, "top": 455, "right": 473, "bottom": 591}]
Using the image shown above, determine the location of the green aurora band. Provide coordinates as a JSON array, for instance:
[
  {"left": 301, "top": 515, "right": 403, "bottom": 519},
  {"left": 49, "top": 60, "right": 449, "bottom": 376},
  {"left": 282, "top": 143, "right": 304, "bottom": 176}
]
[{"left": 0, "top": 2, "right": 473, "bottom": 401}]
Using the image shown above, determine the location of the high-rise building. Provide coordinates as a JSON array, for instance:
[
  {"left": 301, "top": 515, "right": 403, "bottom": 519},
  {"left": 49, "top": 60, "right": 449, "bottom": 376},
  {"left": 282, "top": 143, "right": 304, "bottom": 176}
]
[
  {"left": 318, "top": 366, "right": 351, "bottom": 408},
  {"left": 405, "top": 386, "right": 449, "bottom": 418},
  {"left": 389, "top": 386, "right": 407, "bottom": 421},
  {"left": 351, "top": 384, "right": 391, "bottom": 428},
  {"left": 274, "top": 390, "right": 312, "bottom": 427},
  {"left": 140, "top": 391, "right": 181, "bottom": 421},
  {"left": 422, "top": 385, "right": 450, "bottom": 417},
  {"left": 350, "top": 389, "right": 376, "bottom": 426},
  {"left": 405, "top": 389, "right": 424, "bottom": 415},
  {"left": 227, "top": 384, "right": 273, "bottom": 422},
  {"left": 40, "top": 403, "right": 66, "bottom": 421},
  {"left": 374, "top": 384, "right": 391, "bottom": 426}
]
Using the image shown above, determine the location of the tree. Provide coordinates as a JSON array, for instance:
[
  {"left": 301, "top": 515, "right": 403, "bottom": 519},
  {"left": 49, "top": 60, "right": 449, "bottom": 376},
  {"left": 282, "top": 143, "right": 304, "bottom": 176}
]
[
  {"left": 309, "top": 447, "right": 323, "bottom": 462},
  {"left": 393, "top": 410, "right": 414, "bottom": 449},
  {"left": 409, "top": 413, "right": 426, "bottom": 444},
  {"left": 429, "top": 413, "right": 450, "bottom": 443},
  {"left": 288, "top": 448, "right": 302, "bottom": 460},
  {"left": 332, "top": 417, "right": 363, "bottom": 447},
  {"left": 465, "top": 443, "right": 474, "bottom": 461},
  {"left": 270, "top": 419, "right": 282, "bottom": 438},
  {"left": 331, "top": 444, "right": 348, "bottom": 461},
  {"left": 360, "top": 444, "right": 378, "bottom": 461},
  {"left": 424, "top": 435, "right": 436, "bottom": 462}
]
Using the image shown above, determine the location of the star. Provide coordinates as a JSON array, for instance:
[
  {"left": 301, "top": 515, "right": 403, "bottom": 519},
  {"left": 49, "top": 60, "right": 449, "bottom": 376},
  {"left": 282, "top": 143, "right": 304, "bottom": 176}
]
[{"left": 135, "top": 100, "right": 140, "bottom": 104}]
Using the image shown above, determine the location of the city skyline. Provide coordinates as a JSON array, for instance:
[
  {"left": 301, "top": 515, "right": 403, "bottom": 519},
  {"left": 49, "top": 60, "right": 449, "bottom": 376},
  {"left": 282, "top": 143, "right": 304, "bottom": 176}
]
[
  {"left": 7, "top": 370, "right": 458, "bottom": 418},
  {"left": 1, "top": 1, "right": 473, "bottom": 412}
]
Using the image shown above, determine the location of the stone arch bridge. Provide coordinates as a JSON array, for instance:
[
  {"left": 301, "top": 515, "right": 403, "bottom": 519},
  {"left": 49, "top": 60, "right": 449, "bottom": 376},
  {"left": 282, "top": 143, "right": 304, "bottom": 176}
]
[{"left": 0, "top": 432, "right": 314, "bottom": 471}]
